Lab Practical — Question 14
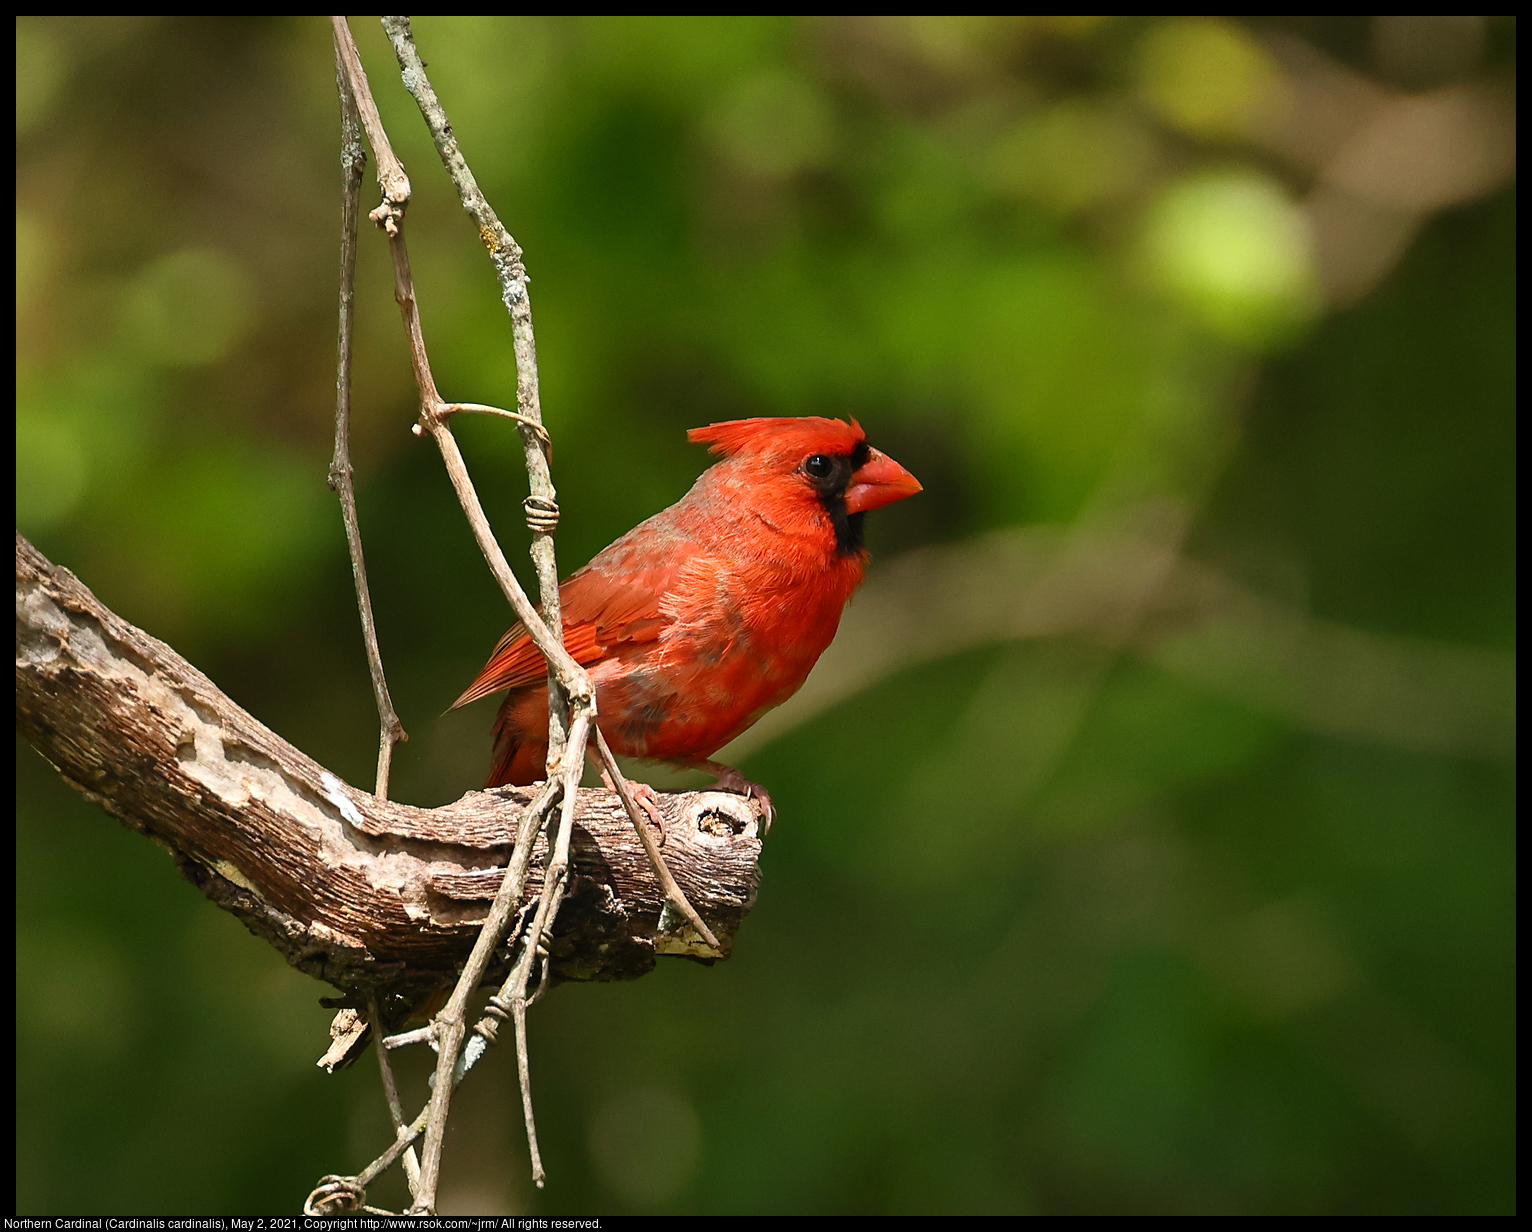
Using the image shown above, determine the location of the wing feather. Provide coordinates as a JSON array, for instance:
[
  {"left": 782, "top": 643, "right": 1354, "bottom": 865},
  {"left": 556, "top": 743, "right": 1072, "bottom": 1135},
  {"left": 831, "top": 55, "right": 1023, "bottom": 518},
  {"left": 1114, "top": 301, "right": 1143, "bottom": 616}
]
[{"left": 450, "top": 525, "right": 692, "bottom": 709}]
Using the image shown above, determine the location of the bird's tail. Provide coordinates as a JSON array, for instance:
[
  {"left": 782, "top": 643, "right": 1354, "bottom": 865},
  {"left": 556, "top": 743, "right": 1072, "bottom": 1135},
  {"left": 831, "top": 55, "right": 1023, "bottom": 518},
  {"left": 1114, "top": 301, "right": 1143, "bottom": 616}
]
[{"left": 486, "top": 686, "right": 552, "bottom": 788}]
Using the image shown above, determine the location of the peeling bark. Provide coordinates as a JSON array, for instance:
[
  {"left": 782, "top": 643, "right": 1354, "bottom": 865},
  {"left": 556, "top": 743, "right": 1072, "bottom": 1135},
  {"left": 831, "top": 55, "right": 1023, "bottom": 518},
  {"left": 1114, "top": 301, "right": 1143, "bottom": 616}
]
[{"left": 15, "top": 533, "right": 762, "bottom": 1007}]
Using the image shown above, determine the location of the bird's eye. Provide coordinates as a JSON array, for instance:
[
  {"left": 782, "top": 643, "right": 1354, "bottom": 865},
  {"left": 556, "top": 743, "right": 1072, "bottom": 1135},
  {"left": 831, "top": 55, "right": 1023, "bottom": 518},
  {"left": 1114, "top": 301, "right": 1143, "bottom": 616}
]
[{"left": 804, "top": 454, "right": 834, "bottom": 480}]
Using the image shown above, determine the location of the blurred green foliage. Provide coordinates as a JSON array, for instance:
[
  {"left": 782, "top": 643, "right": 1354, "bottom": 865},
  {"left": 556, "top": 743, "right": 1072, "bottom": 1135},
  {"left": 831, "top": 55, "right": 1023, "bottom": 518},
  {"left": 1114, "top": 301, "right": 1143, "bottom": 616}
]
[{"left": 16, "top": 16, "right": 1514, "bottom": 1215}]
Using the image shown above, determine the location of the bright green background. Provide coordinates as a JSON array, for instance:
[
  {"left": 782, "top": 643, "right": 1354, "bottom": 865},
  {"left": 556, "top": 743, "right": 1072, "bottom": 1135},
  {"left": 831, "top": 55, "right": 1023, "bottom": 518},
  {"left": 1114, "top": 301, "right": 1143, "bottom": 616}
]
[{"left": 16, "top": 17, "right": 1514, "bottom": 1215}]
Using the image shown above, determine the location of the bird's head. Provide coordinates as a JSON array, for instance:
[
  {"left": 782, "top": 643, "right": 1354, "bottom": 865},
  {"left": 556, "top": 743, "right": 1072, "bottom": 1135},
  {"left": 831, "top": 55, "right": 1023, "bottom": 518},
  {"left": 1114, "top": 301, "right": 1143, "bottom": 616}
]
[{"left": 687, "top": 416, "right": 922, "bottom": 555}]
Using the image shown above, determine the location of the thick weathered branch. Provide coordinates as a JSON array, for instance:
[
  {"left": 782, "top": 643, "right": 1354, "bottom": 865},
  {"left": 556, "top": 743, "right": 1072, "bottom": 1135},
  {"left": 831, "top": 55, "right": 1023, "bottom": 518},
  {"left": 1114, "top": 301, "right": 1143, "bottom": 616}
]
[{"left": 15, "top": 533, "right": 762, "bottom": 1005}]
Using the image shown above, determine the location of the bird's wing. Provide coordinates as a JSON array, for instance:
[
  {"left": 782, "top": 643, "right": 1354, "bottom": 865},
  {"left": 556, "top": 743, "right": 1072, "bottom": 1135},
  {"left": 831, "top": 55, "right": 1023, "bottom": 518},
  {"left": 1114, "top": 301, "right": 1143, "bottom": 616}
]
[{"left": 450, "top": 533, "right": 692, "bottom": 709}]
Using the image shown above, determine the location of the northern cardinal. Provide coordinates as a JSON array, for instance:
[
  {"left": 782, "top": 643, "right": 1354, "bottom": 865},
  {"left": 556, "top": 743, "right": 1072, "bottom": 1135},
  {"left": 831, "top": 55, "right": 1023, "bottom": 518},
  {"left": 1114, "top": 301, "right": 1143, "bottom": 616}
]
[{"left": 452, "top": 416, "right": 921, "bottom": 823}]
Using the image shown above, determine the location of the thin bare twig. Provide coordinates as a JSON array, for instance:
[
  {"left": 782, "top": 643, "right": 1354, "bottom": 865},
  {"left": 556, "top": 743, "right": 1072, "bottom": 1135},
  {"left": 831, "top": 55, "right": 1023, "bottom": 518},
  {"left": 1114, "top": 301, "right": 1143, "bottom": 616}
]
[
  {"left": 368, "top": 992, "right": 421, "bottom": 1199},
  {"left": 486, "top": 709, "right": 592, "bottom": 1191},
  {"left": 592, "top": 728, "right": 722, "bottom": 950},
  {"left": 410, "top": 767, "right": 565, "bottom": 1208},
  {"left": 331, "top": 35, "right": 417, "bottom": 1201},
  {"left": 427, "top": 403, "right": 553, "bottom": 458},
  {"left": 380, "top": 14, "right": 571, "bottom": 768},
  {"left": 329, "top": 17, "right": 409, "bottom": 237},
  {"left": 326, "top": 16, "right": 726, "bottom": 1209},
  {"left": 328, "top": 18, "right": 580, "bottom": 1211},
  {"left": 308, "top": 1095, "right": 432, "bottom": 1212},
  {"left": 382, "top": 1026, "right": 434, "bottom": 1051},
  {"left": 330, "top": 31, "right": 407, "bottom": 801},
  {"left": 332, "top": 20, "right": 585, "bottom": 698},
  {"left": 303, "top": 770, "right": 564, "bottom": 1214}
]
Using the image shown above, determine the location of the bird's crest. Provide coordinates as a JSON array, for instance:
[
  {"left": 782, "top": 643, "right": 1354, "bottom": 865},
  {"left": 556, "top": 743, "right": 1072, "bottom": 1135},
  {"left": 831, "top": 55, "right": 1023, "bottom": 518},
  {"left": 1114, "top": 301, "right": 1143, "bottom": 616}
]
[{"left": 687, "top": 416, "right": 866, "bottom": 462}]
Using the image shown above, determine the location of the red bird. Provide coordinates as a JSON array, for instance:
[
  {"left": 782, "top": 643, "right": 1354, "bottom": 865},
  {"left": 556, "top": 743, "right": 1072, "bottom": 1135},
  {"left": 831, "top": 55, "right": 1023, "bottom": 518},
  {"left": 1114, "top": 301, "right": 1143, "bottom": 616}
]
[{"left": 452, "top": 416, "right": 921, "bottom": 822}]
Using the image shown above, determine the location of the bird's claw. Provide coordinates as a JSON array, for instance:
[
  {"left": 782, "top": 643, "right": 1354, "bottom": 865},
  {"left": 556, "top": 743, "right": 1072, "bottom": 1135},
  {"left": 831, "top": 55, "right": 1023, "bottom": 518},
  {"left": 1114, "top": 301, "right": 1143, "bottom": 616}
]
[
  {"left": 603, "top": 771, "right": 668, "bottom": 846},
  {"left": 705, "top": 765, "right": 775, "bottom": 837}
]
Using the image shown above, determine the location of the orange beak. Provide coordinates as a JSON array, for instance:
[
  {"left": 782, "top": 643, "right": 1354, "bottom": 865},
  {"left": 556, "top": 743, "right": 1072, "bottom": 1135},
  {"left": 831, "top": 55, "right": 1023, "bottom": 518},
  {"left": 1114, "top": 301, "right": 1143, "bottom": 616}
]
[{"left": 844, "top": 448, "right": 922, "bottom": 514}]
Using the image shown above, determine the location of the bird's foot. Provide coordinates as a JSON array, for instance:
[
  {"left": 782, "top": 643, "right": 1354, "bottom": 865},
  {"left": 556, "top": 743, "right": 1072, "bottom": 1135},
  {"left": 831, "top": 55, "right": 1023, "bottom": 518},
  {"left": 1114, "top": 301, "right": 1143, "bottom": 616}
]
[
  {"left": 599, "top": 768, "right": 667, "bottom": 846},
  {"left": 697, "top": 760, "right": 775, "bottom": 836}
]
